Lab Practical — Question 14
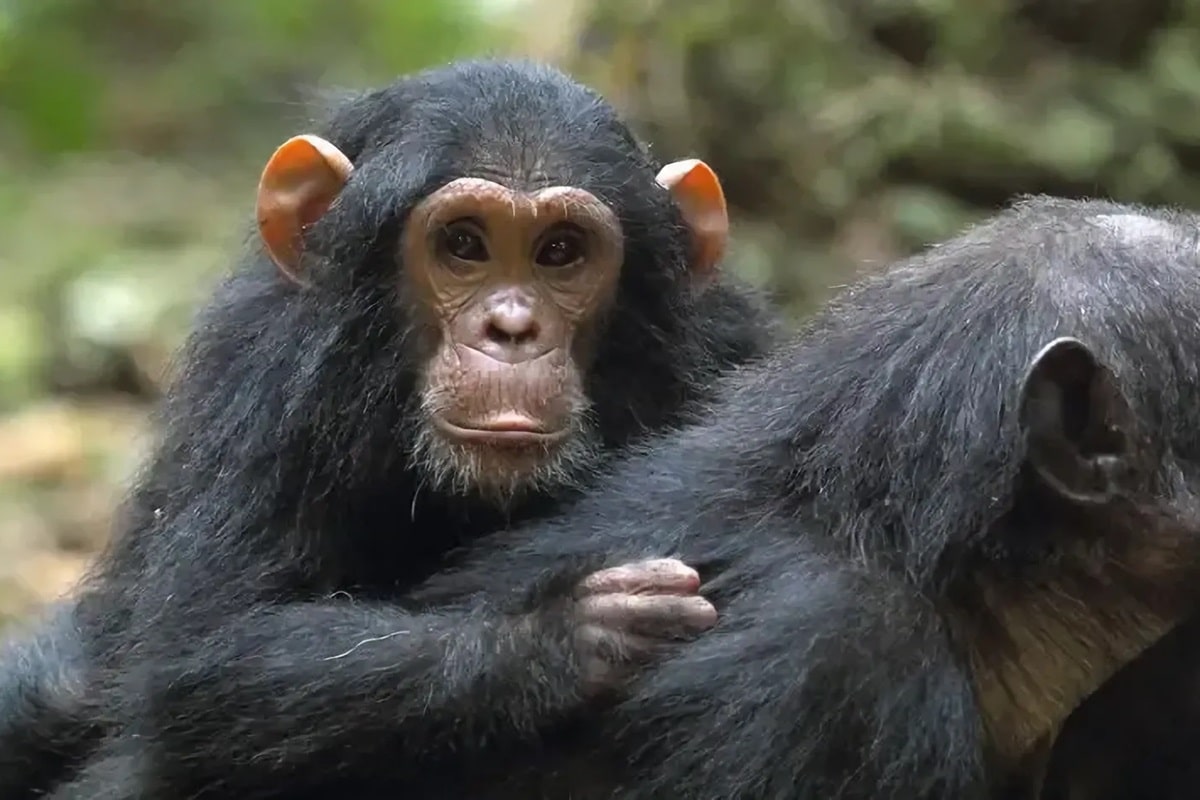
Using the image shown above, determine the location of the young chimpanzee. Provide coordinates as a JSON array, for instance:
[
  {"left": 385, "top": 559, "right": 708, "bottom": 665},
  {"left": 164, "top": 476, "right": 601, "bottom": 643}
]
[
  {"left": 0, "top": 59, "right": 779, "bottom": 798},
  {"left": 392, "top": 197, "right": 1200, "bottom": 799}
]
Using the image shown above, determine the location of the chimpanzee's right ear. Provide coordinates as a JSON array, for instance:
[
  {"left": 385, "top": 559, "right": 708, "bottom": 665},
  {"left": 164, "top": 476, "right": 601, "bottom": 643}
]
[
  {"left": 1018, "top": 337, "right": 1141, "bottom": 504},
  {"left": 256, "top": 135, "right": 354, "bottom": 284},
  {"left": 656, "top": 159, "right": 728, "bottom": 289}
]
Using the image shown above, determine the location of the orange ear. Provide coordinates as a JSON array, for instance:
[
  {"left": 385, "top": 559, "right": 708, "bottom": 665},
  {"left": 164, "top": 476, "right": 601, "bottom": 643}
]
[
  {"left": 256, "top": 135, "right": 354, "bottom": 283},
  {"left": 656, "top": 159, "right": 728, "bottom": 286}
]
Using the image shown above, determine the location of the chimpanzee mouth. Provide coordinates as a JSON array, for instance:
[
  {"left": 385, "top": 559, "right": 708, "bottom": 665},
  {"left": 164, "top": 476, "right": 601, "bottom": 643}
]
[
  {"left": 415, "top": 407, "right": 600, "bottom": 501},
  {"left": 433, "top": 415, "right": 570, "bottom": 448}
]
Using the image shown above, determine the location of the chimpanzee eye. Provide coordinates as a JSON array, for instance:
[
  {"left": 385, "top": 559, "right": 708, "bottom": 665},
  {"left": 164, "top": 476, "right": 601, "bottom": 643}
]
[
  {"left": 440, "top": 221, "right": 489, "bottom": 262},
  {"left": 535, "top": 226, "right": 587, "bottom": 269}
]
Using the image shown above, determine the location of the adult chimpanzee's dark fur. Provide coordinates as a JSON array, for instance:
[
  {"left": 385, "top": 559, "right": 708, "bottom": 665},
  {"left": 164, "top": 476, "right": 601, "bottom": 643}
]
[
  {"left": 390, "top": 197, "right": 1200, "bottom": 799},
  {"left": 0, "top": 59, "right": 778, "bottom": 799}
]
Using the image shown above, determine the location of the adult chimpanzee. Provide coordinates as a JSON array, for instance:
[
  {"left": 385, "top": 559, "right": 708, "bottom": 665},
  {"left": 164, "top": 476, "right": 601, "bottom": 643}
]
[
  {"left": 376, "top": 196, "right": 1200, "bottom": 799},
  {"left": 0, "top": 58, "right": 779, "bottom": 798}
]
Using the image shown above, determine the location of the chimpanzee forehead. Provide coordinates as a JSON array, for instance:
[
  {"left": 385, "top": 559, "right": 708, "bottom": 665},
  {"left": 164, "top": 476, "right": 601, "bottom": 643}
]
[
  {"left": 442, "top": 116, "right": 649, "bottom": 197},
  {"left": 452, "top": 136, "right": 647, "bottom": 195},
  {"left": 394, "top": 61, "right": 658, "bottom": 200}
]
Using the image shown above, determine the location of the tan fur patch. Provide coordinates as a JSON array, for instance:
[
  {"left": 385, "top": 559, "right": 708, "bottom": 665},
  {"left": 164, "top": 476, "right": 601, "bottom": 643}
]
[
  {"left": 966, "top": 577, "right": 1175, "bottom": 766},
  {"left": 953, "top": 524, "right": 1200, "bottom": 780}
]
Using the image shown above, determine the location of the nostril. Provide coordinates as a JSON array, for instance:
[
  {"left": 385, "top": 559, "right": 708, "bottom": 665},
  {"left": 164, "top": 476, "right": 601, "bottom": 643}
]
[
  {"left": 486, "top": 318, "right": 539, "bottom": 346},
  {"left": 486, "top": 322, "right": 517, "bottom": 344}
]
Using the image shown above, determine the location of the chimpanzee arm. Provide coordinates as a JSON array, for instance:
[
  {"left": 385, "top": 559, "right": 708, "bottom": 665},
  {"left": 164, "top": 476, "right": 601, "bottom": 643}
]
[
  {"left": 122, "top": 599, "right": 587, "bottom": 794},
  {"left": 116, "top": 550, "right": 715, "bottom": 799}
]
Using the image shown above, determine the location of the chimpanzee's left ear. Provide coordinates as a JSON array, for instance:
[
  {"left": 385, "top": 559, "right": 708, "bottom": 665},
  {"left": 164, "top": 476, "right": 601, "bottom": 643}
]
[
  {"left": 1018, "top": 337, "right": 1142, "bottom": 504},
  {"left": 656, "top": 159, "right": 728, "bottom": 288}
]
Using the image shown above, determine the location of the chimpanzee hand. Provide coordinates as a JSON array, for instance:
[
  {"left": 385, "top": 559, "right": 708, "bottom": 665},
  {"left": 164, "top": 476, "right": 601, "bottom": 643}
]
[{"left": 568, "top": 558, "right": 718, "bottom": 693}]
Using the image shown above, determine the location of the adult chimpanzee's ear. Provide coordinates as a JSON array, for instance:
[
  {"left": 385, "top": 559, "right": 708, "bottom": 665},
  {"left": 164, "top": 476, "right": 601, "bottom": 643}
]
[
  {"left": 256, "top": 135, "right": 355, "bottom": 283},
  {"left": 1018, "top": 337, "right": 1140, "bottom": 504},
  {"left": 656, "top": 159, "right": 728, "bottom": 287}
]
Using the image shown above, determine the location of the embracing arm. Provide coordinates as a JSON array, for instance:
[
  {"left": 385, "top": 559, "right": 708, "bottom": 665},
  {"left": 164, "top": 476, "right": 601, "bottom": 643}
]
[
  {"left": 125, "top": 597, "right": 582, "bottom": 793},
  {"left": 116, "top": 555, "right": 714, "bottom": 796}
]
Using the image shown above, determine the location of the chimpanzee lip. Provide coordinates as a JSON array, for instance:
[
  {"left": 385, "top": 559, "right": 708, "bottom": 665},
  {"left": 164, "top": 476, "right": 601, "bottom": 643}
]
[{"left": 434, "top": 416, "right": 569, "bottom": 447}]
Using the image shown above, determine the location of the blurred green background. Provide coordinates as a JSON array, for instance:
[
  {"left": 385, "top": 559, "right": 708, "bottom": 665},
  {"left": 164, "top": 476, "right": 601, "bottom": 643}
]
[{"left": 0, "top": 0, "right": 1198, "bottom": 623}]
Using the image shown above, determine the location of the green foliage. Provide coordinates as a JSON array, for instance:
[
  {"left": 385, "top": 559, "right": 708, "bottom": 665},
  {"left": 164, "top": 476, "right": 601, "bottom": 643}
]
[
  {"left": 569, "top": 0, "right": 1200, "bottom": 313},
  {"left": 0, "top": 0, "right": 501, "bottom": 159}
]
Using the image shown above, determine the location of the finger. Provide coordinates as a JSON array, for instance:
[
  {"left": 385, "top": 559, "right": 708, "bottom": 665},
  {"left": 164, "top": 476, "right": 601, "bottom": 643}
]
[
  {"left": 578, "top": 594, "right": 718, "bottom": 638},
  {"left": 576, "top": 558, "right": 700, "bottom": 597}
]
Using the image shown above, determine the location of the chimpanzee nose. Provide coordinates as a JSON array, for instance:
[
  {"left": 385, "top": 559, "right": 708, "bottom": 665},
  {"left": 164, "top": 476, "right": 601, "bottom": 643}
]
[
  {"left": 486, "top": 304, "right": 539, "bottom": 346},
  {"left": 479, "top": 294, "right": 546, "bottom": 362}
]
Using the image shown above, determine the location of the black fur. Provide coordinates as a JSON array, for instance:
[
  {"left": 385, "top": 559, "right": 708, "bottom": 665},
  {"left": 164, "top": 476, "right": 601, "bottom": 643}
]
[
  {"left": 0, "top": 604, "right": 97, "bottom": 794},
  {"left": 0, "top": 59, "right": 777, "bottom": 799},
  {"left": 394, "top": 197, "right": 1200, "bottom": 799}
]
